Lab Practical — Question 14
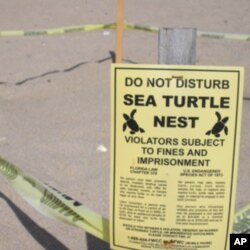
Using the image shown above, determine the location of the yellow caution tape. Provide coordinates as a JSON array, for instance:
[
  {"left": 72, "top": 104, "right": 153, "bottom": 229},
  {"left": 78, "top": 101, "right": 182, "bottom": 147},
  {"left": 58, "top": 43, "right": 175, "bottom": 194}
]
[
  {"left": 0, "top": 157, "right": 109, "bottom": 243},
  {"left": 124, "top": 22, "right": 159, "bottom": 32},
  {"left": 233, "top": 203, "right": 250, "bottom": 234},
  {"left": 0, "top": 22, "right": 249, "bottom": 41},
  {"left": 197, "top": 31, "right": 250, "bottom": 41},
  {"left": 0, "top": 154, "right": 249, "bottom": 244},
  {"left": 124, "top": 22, "right": 250, "bottom": 41},
  {"left": 0, "top": 23, "right": 116, "bottom": 37}
]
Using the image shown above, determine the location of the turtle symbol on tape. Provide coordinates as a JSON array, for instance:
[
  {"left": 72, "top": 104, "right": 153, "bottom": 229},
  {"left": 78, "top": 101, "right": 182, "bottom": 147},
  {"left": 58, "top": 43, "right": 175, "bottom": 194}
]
[
  {"left": 123, "top": 109, "right": 145, "bottom": 134},
  {"left": 206, "top": 111, "right": 229, "bottom": 137}
]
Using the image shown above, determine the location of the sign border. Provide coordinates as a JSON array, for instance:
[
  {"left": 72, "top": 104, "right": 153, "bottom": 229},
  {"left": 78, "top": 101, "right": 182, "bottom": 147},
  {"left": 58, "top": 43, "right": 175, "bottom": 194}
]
[{"left": 112, "top": 66, "right": 241, "bottom": 250}]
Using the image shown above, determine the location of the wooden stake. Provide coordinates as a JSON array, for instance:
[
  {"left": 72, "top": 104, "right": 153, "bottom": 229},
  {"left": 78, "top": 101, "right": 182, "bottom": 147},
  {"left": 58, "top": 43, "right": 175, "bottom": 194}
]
[
  {"left": 158, "top": 28, "right": 196, "bottom": 65},
  {"left": 115, "top": 0, "right": 124, "bottom": 63}
]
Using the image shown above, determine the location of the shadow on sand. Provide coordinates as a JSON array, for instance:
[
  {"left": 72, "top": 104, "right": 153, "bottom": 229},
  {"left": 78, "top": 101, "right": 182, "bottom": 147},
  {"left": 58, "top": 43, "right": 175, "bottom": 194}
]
[
  {"left": 0, "top": 192, "right": 70, "bottom": 250},
  {"left": 86, "top": 233, "right": 110, "bottom": 250},
  {"left": 0, "top": 192, "right": 111, "bottom": 249},
  {"left": 0, "top": 51, "right": 138, "bottom": 86},
  {"left": 15, "top": 51, "right": 117, "bottom": 86}
]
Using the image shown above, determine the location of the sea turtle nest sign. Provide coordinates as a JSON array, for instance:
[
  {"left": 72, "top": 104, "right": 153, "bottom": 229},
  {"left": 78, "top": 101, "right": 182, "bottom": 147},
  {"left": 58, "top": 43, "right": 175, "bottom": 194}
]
[{"left": 110, "top": 64, "right": 244, "bottom": 250}]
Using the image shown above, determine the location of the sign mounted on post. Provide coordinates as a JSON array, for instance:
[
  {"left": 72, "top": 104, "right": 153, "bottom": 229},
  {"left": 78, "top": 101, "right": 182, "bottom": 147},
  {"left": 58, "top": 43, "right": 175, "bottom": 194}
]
[{"left": 110, "top": 64, "right": 244, "bottom": 250}]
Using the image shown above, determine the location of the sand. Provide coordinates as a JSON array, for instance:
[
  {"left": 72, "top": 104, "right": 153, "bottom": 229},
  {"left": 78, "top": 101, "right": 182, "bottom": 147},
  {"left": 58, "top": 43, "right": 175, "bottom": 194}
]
[{"left": 0, "top": 0, "right": 249, "bottom": 249}]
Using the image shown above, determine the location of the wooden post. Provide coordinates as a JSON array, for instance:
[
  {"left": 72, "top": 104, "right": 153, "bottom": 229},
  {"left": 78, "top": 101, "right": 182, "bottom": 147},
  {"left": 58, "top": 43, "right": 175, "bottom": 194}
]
[
  {"left": 158, "top": 28, "right": 197, "bottom": 65},
  {"left": 115, "top": 0, "right": 124, "bottom": 63}
]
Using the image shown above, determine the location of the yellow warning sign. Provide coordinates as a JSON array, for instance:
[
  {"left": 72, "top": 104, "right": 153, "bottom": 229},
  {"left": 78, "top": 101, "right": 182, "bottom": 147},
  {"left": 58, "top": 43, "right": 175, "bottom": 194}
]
[{"left": 110, "top": 64, "right": 244, "bottom": 250}]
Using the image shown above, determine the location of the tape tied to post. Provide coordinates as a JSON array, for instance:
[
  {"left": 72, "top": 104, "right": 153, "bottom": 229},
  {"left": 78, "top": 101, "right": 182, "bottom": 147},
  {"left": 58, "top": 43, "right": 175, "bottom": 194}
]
[{"left": 0, "top": 22, "right": 249, "bottom": 41}]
